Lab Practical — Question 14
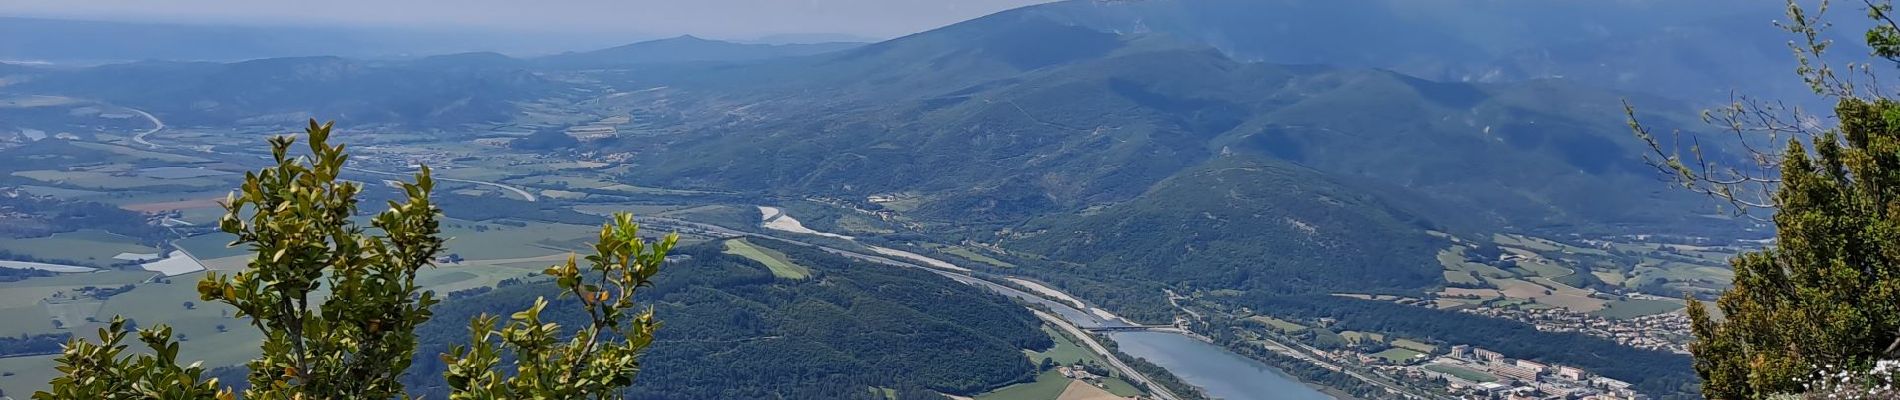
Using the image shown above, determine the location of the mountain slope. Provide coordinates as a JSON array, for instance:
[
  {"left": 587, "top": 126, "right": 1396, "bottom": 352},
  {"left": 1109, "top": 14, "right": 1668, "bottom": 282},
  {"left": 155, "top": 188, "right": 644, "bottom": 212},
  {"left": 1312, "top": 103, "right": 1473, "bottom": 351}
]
[
  {"left": 606, "top": 16, "right": 1726, "bottom": 235},
  {"left": 1005, "top": 0, "right": 1843, "bottom": 104},
  {"left": 1006, "top": 155, "right": 1443, "bottom": 294}
]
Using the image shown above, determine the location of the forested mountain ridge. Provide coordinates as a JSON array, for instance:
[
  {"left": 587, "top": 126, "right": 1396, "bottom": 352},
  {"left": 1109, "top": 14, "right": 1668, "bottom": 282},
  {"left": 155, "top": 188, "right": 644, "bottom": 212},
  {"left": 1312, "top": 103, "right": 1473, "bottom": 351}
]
[
  {"left": 593, "top": 12, "right": 1733, "bottom": 237},
  {"left": 1013, "top": 0, "right": 1839, "bottom": 105}
]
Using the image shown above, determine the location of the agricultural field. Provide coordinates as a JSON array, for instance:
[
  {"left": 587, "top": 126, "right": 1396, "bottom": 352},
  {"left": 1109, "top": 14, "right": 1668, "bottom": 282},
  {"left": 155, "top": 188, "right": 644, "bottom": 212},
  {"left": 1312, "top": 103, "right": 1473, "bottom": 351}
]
[
  {"left": 1592, "top": 298, "right": 1685, "bottom": 319},
  {"left": 436, "top": 219, "right": 600, "bottom": 261},
  {"left": 1025, "top": 326, "right": 1101, "bottom": 366},
  {"left": 0, "top": 230, "right": 158, "bottom": 266},
  {"left": 722, "top": 239, "right": 811, "bottom": 279},
  {"left": 1248, "top": 315, "right": 1307, "bottom": 333},
  {"left": 1432, "top": 232, "right": 1728, "bottom": 318},
  {"left": 975, "top": 370, "right": 1073, "bottom": 400}
]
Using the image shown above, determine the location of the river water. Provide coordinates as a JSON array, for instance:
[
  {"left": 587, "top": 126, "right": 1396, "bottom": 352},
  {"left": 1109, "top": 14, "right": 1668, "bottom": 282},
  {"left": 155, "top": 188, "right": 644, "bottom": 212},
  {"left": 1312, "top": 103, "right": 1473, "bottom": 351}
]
[{"left": 1107, "top": 331, "right": 1333, "bottom": 400}]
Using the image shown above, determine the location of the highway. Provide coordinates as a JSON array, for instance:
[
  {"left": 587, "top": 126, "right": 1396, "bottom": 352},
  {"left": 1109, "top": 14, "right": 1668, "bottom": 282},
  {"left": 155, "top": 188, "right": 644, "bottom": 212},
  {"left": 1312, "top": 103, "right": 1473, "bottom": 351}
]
[
  {"left": 127, "top": 107, "right": 166, "bottom": 148},
  {"left": 632, "top": 215, "right": 1182, "bottom": 400},
  {"left": 344, "top": 167, "right": 539, "bottom": 202}
]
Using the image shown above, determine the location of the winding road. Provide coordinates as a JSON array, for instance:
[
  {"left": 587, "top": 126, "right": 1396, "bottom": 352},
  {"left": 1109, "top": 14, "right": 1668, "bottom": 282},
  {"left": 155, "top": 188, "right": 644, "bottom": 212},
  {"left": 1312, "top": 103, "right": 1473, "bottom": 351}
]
[
  {"left": 126, "top": 107, "right": 166, "bottom": 148},
  {"left": 343, "top": 167, "right": 539, "bottom": 202}
]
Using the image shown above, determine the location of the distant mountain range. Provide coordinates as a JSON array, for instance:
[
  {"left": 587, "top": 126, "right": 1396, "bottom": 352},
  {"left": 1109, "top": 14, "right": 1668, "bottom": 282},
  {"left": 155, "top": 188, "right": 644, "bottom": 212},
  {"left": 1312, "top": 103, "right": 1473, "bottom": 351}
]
[
  {"left": 3, "top": 0, "right": 1763, "bottom": 303},
  {"left": 1014, "top": 0, "right": 1850, "bottom": 105}
]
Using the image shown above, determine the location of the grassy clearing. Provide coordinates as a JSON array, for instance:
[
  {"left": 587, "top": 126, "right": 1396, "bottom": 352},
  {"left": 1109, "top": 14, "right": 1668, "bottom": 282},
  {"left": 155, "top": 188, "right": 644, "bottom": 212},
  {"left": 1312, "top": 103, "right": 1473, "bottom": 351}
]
[
  {"left": 176, "top": 232, "right": 249, "bottom": 260},
  {"left": 1490, "top": 277, "right": 1607, "bottom": 312},
  {"left": 439, "top": 219, "right": 598, "bottom": 260},
  {"left": 834, "top": 215, "right": 896, "bottom": 234},
  {"left": 1425, "top": 364, "right": 1498, "bottom": 383},
  {"left": 1341, "top": 331, "right": 1385, "bottom": 344},
  {"left": 1248, "top": 315, "right": 1307, "bottom": 333},
  {"left": 1514, "top": 257, "right": 1574, "bottom": 277},
  {"left": 975, "top": 370, "right": 1071, "bottom": 400},
  {"left": 1393, "top": 339, "right": 1437, "bottom": 353},
  {"left": 939, "top": 245, "right": 1016, "bottom": 268},
  {"left": 723, "top": 239, "right": 810, "bottom": 279},
  {"left": 91, "top": 278, "right": 264, "bottom": 368},
  {"left": 1373, "top": 348, "right": 1426, "bottom": 363},
  {"left": 1026, "top": 326, "right": 1102, "bottom": 366},
  {"left": 1437, "top": 248, "right": 1513, "bottom": 278},
  {"left": 1097, "top": 378, "right": 1143, "bottom": 398},
  {"left": 1593, "top": 298, "right": 1685, "bottom": 319}
]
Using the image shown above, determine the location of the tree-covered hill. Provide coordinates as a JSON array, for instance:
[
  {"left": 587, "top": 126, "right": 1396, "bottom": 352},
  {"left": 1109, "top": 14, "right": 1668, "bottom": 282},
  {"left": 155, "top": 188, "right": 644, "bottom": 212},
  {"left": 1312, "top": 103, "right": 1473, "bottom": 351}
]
[
  {"left": 404, "top": 239, "right": 1052, "bottom": 399},
  {"left": 598, "top": 12, "right": 1736, "bottom": 237},
  {"left": 1005, "top": 155, "right": 1443, "bottom": 295},
  {"left": 1014, "top": 0, "right": 1839, "bottom": 105}
]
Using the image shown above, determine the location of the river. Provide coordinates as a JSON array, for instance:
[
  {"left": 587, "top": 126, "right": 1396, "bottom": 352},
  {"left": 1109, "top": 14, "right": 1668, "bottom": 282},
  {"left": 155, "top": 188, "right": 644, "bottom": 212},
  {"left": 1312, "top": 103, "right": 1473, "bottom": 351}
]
[{"left": 1107, "top": 332, "right": 1334, "bottom": 400}]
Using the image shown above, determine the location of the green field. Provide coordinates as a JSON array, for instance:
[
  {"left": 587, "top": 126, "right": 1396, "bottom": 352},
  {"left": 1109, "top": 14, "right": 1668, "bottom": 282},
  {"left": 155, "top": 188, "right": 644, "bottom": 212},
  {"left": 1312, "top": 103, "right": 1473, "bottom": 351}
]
[
  {"left": 1373, "top": 348, "right": 1427, "bottom": 363},
  {"left": 938, "top": 245, "right": 1016, "bottom": 268},
  {"left": 1514, "top": 257, "right": 1574, "bottom": 277},
  {"left": 1425, "top": 364, "right": 1499, "bottom": 383},
  {"left": 1025, "top": 326, "right": 1100, "bottom": 366},
  {"left": 1437, "top": 247, "right": 1514, "bottom": 279},
  {"left": 1592, "top": 298, "right": 1685, "bottom": 319},
  {"left": 975, "top": 370, "right": 1071, "bottom": 400},
  {"left": 0, "top": 229, "right": 158, "bottom": 266},
  {"left": 723, "top": 239, "right": 811, "bottom": 279},
  {"left": 13, "top": 170, "right": 227, "bottom": 190},
  {"left": 1341, "top": 331, "right": 1385, "bottom": 344},
  {"left": 1249, "top": 315, "right": 1308, "bottom": 333},
  {"left": 438, "top": 219, "right": 598, "bottom": 260},
  {"left": 174, "top": 232, "right": 249, "bottom": 260},
  {"left": 1393, "top": 339, "right": 1437, "bottom": 353}
]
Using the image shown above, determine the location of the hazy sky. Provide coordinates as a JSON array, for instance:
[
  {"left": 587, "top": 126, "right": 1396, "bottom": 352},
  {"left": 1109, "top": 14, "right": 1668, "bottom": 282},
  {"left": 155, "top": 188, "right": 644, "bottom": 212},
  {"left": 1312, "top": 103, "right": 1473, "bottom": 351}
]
[{"left": 0, "top": 0, "right": 1058, "bottom": 40}]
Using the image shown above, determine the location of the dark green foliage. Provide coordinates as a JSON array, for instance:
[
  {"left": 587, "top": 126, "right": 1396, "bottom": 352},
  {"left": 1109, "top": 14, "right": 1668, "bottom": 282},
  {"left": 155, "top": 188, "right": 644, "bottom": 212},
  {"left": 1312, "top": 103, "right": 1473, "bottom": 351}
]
[
  {"left": 509, "top": 129, "right": 580, "bottom": 150},
  {"left": 0, "top": 265, "right": 54, "bottom": 282},
  {"left": 408, "top": 239, "right": 1049, "bottom": 399}
]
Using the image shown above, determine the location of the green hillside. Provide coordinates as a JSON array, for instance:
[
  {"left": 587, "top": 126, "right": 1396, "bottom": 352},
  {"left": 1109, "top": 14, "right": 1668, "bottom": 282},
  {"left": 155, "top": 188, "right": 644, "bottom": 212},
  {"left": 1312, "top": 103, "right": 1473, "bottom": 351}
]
[{"left": 1006, "top": 155, "right": 1441, "bottom": 294}]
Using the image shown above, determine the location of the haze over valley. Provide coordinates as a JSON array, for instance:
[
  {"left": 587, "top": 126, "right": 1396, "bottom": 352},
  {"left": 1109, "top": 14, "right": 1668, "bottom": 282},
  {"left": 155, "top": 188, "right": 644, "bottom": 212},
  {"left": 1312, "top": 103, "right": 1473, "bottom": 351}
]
[{"left": 0, "top": 1, "right": 1840, "bottom": 399}]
